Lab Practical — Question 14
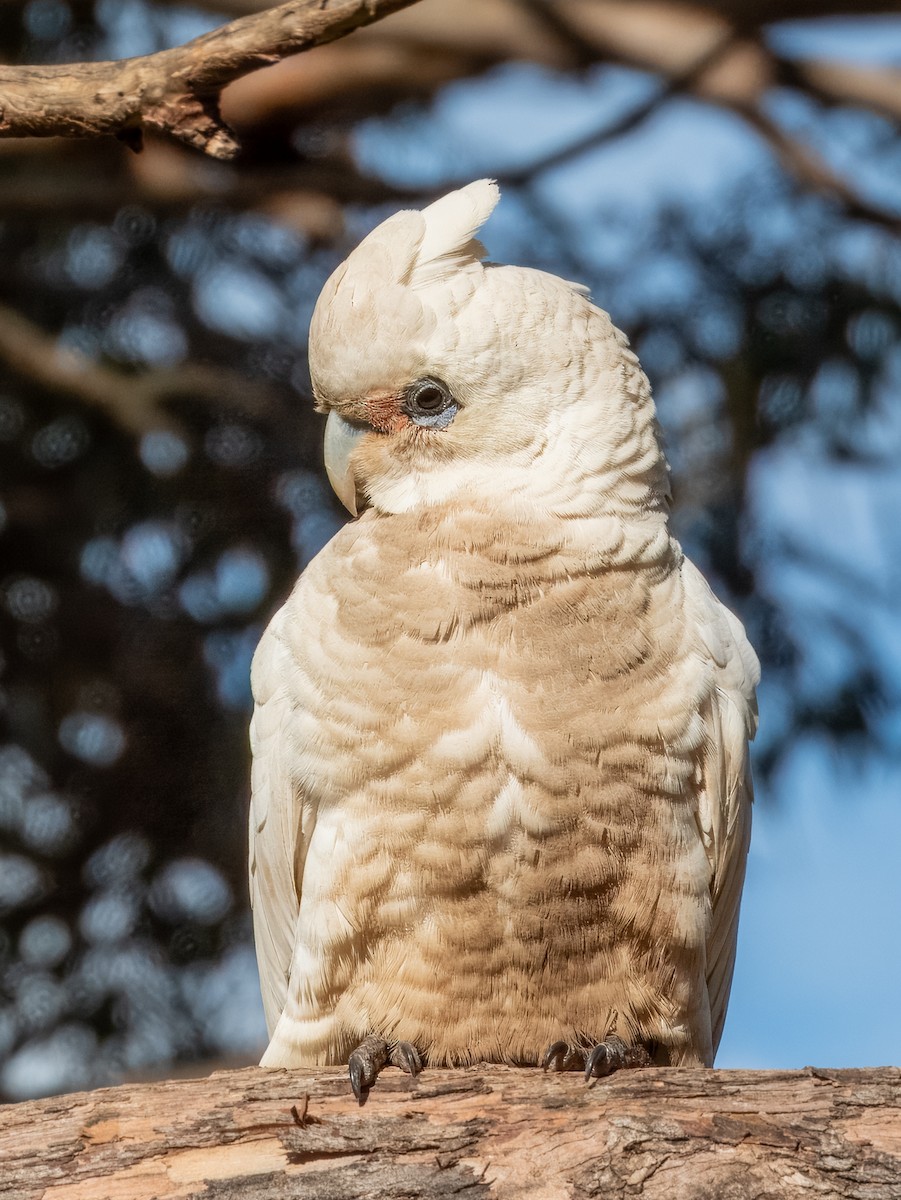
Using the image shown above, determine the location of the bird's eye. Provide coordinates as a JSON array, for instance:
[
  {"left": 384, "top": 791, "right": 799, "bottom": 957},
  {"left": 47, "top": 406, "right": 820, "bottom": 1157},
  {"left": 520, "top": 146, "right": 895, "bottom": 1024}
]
[
  {"left": 402, "top": 377, "right": 458, "bottom": 429},
  {"left": 413, "top": 385, "right": 445, "bottom": 412}
]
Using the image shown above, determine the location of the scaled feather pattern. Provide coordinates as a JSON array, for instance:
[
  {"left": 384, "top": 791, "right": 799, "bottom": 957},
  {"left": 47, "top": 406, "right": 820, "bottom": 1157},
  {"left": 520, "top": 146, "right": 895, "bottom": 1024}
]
[{"left": 249, "top": 180, "right": 759, "bottom": 1070}]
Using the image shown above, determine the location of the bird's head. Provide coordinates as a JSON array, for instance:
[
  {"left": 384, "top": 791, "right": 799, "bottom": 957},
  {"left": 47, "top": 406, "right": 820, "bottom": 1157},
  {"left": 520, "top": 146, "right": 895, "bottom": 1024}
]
[{"left": 309, "top": 180, "right": 668, "bottom": 520}]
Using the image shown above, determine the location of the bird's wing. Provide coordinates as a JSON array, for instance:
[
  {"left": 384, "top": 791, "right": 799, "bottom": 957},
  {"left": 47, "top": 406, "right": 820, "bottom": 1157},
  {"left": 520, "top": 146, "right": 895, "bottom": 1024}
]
[
  {"left": 248, "top": 603, "right": 316, "bottom": 1036},
  {"left": 683, "top": 560, "right": 759, "bottom": 1055}
]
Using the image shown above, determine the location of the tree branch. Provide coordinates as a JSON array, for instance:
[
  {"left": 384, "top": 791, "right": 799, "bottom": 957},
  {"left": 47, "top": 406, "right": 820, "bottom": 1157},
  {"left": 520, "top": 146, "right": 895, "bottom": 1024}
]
[
  {"left": 735, "top": 102, "right": 901, "bottom": 234},
  {"left": 1, "top": 1065, "right": 900, "bottom": 1198},
  {"left": 787, "top": 58, "right": 901, "bottom": 126},
  {"left": 0, "top": 137, "right": 416, "bottom": 227},
  {"left": 0, "top": 0, "right": 423, "bottom": 159},
  {"left": 473, "top": 15, "right": 901, "bottom": 239},
  {"left": 0, "top": 302, "right": 285, "bottom": 437},
  {"left": 499, "top": 29, "right": 742, "bottom": 186}
]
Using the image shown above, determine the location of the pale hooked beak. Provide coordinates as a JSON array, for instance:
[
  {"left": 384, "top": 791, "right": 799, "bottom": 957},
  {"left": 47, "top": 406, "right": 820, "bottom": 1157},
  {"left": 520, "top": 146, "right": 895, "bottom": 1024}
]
[{"left": 323, "top": 410, "right": 366, "bottom": 516}]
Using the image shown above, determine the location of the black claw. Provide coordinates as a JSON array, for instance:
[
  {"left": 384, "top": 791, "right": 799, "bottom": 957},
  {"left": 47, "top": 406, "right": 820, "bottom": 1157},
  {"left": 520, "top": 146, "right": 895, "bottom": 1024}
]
[
  {"left": 391, "top": 1040, "right": 423, "bottom": 1077},
  {"left": 348, "top": 1036, "right": 424, "bottom": 1103},
  {"left": 543, "top": 1041, "right": 587, "bottom": 1072},
  {"left": 543, "top": 1040, "right": 570, "bottom": 1072},
  {"left": 584, "top": 1042, "right": 612, "bottom": 1081},
  {"left": 348, "top": 1035, "right": 391, "bottom": 1105},
  {"left": 545, "top": 1034, "right": 650, "bottom": 1082},
  {"left": 348, "top": 1052, "right": 368, "bottom": 1103}
]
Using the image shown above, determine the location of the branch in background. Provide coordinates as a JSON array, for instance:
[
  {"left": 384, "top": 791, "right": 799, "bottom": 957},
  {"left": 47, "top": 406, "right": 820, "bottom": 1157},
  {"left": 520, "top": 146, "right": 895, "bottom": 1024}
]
[
  {"left": 788, "top": 58, "right": 901, "bottom": 125},
  {"left": 0, "top": 0, "right": 423, "bottom": 158},
  {"left": 148, "top": 0, "right": 273, "bottom": 12},
  {"left": 736, "top": 102, "right": 901, "bottom": 235},
  {"left": 464, "top": 4, "right": 901, "bottom": 240},
  {"left": 0, "top": 0, "right": 898, "bottom": 240},
  {"left": 1, "top": 0, "right": 897, "bottom": 241},
  {"left": 498, "top": 30, "right": 742, "bottom": 186},
  {"left": 0, "top": 138, "right": 417, "bottom": 231},
  {"left": 141, "top": 0, "right": 901, "bottom": 16},
  {"left": 0, "top": 302, "right": 286, "bottom": 438}
]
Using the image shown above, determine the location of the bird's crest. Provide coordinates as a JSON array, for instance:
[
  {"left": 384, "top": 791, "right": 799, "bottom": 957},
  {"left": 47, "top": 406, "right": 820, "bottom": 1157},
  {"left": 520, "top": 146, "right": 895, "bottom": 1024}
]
[
  {"left": 343, "top": 179, "right": 499, "bottom": 295},
  {"left": 408, "top": 178, "right": 500, "bottom": 288}
]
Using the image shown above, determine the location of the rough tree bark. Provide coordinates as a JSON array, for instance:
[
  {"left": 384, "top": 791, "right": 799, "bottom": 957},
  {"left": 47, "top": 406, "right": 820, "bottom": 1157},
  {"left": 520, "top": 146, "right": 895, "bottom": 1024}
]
[
  {"left": 0, "top": 0, "right": 422, "bottom": 157},
  {"left": 1, "top": 1064, "right": 900, "bottom": 1198}
]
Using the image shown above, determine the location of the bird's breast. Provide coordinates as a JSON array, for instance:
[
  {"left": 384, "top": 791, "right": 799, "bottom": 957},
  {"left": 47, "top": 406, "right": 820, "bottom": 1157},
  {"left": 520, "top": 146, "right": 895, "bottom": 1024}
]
[{"left": 288, "top": 512, "right": 704, "bottom": 920}]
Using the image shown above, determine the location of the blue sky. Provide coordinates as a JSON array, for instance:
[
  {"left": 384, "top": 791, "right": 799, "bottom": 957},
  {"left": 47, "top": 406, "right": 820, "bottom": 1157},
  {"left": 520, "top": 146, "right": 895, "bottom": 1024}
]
[{"left": 720, "top": 746, "right": 901, "bottom": 1067}]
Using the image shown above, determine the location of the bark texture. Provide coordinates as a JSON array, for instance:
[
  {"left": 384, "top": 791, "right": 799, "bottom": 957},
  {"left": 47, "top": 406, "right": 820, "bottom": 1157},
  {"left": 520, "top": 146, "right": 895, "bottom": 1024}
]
[
  {"left": 0, "top": 0, "right": 421, "bottom": 157},
  {"left": 1, "top": 1065, "right": 900, "bottom": 1198}
]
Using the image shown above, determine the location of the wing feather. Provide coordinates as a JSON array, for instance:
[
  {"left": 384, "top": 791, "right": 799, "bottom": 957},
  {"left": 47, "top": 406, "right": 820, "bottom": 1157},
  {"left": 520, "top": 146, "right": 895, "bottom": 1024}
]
[
  {"left": 248, "top": 608, "right": 315, "bottom": 1036},
  {"left": 683, "top": 561, "right": 759, "bottom": 1056}
]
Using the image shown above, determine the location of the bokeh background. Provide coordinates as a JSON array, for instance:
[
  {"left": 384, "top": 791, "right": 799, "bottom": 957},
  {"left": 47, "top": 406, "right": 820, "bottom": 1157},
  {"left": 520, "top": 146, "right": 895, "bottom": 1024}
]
[{"left": 1, "top": 0, "right": 900, "bottom": 1100}]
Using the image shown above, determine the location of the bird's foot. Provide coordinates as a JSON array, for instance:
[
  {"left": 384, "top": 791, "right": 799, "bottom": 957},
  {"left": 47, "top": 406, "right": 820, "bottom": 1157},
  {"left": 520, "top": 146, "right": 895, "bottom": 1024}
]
[
  {"left": 541, "top": 1041, "right": 586, "bottom": 1072},
  {"left": 543, "top": 1035, "right": 652, "bottom": 1080},
  {"left": 348, "top": 1035, "right": 423, "bottom": 1105}
]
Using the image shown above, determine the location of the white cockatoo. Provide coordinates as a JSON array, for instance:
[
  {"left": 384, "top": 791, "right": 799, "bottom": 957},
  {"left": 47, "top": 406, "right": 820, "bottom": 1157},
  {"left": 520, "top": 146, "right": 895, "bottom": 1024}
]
[{"left": 249, "top": 180, "right": 758, "bottom": 1100}]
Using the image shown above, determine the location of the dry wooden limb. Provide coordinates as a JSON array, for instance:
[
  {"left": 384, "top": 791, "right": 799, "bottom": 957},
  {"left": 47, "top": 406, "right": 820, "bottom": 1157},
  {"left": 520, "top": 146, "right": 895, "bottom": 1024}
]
[
  {"left": 0, "top": 302, "right": 285, "bottom": 437},
  {"left": 0, "top": 0, "right": 422, "bottom": 158},
  {"left": 1, "top": 1064, "right": 900, "bottom": 1198}
]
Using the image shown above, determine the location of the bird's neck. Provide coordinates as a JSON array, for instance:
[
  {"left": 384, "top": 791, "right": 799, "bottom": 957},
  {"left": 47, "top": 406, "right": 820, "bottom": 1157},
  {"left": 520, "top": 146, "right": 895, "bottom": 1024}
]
[{"left": 390, "top": 497, "right": 677, "bottom": 579}]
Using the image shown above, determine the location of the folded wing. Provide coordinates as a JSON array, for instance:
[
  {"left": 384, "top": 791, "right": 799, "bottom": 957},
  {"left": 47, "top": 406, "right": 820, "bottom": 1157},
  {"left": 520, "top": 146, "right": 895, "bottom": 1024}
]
[{"left": 684, "top": 559, "right": 759, "bottom": 1054}]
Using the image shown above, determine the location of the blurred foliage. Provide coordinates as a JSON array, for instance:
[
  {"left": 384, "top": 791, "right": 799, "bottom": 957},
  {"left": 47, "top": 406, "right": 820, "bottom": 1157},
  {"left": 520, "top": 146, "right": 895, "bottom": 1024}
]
[{"left": 1, "top": 0, "right": 900, "bottom": 1097}]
